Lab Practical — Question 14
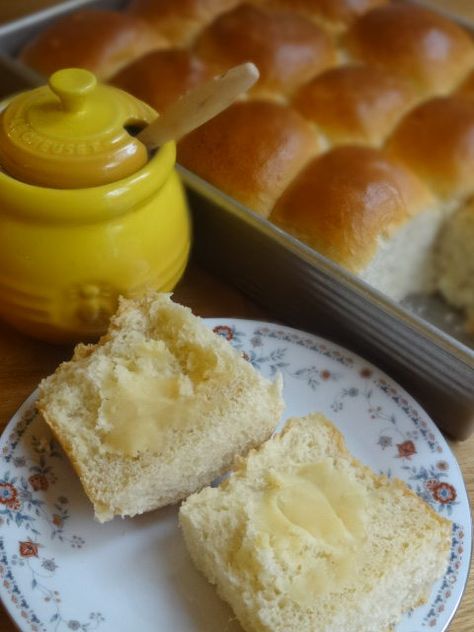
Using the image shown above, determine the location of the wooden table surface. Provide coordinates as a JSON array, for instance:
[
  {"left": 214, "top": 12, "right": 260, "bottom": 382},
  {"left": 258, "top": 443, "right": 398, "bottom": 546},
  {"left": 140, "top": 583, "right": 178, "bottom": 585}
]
[{"left": 0, "top": 263, "right": 472, "bottom": 631}]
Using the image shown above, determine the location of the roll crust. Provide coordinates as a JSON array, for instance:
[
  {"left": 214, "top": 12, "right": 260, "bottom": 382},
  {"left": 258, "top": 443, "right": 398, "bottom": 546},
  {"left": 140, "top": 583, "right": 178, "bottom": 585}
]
[
  {"left": 111, "top": 49, "right": 211, "bottom": 113},
  {"left": 253, "top": 0, "right": 388, "bottom": 32},
  {"left": 178, "top": 100, "right": 319, "bottom": 217},
  {"left": 345, "top": 4, "right": 474, "bottom": 96},
  {"left": 194, "top": 4, "right": 338, "bottom": 98},
  {"left": 270, "top": 146, "right": 434, "bottom": 271},
  {"left": 293, "top": 64, "right": 418, "bottom": 146},
  {"left": 127, "top": 0, "right": 239, "bottom": 47},
  {"left": 387, "top": 96, "right": 474, "bottom": 200},
  {"left": 19, "top": 10, "right": 164, "bottom": 80}
]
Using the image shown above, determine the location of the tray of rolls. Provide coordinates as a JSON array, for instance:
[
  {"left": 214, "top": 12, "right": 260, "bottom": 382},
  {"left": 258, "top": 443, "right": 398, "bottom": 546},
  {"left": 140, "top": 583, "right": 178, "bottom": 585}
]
[{"left": 0, "top": 0, "right": 473, "bottom": 439}]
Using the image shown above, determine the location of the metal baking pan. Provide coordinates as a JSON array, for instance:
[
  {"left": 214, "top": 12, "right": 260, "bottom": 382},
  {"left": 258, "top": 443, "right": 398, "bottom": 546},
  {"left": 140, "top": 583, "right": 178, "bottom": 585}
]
[{"left": 0, "top": 0, "right": 473, "bottom": 439}]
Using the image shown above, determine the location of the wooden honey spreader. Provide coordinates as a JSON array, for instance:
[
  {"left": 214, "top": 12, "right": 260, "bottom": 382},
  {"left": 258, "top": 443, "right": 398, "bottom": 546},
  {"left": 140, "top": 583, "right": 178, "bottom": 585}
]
[{"left": 137, "top": 62, "right": 260, "bottom": 149}]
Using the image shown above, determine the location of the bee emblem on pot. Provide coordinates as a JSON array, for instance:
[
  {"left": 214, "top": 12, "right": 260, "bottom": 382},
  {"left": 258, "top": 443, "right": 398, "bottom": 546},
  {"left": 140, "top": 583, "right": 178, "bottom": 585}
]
[{"left": 67, "top": 283, "right": 118, "bottom": 329}]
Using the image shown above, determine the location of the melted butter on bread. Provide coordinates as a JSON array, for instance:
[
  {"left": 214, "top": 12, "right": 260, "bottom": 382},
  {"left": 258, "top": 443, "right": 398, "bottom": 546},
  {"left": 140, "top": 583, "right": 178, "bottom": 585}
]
[
  {"left": 97, "top": 339, "right": 195, "bottom": 456},
  {"left": 248, "top": 460, "right": 369, "bottom": 602}
]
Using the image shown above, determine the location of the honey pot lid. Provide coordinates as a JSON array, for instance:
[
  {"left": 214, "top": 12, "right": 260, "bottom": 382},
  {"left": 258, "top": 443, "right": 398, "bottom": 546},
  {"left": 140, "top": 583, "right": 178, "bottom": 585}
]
[{"left": 0, "top": 68, "right": 157, "bottom": 188}]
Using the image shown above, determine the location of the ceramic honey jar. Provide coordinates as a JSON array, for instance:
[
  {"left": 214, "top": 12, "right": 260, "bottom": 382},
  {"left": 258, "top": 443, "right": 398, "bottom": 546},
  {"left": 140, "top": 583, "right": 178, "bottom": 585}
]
[{"left": 0, "top": 68, "right": 191, "bottom": 343}]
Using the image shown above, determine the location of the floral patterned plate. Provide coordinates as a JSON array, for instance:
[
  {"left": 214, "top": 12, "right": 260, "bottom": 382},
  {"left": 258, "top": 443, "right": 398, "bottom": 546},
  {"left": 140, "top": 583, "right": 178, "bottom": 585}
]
[{"left": 0, "top": 319, "right": 471, "bottom": 632}]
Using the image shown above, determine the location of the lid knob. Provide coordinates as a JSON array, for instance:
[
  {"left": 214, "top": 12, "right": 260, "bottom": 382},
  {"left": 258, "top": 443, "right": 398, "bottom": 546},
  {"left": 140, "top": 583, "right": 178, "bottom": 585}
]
[{"left": 49, "top": 68, "right": 97, "bottom": 114}]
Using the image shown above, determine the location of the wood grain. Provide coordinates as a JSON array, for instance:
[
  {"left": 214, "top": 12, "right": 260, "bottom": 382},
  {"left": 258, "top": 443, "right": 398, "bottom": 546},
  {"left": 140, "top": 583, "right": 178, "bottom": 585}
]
[{"left": 0, "top": 265, "right": 472, "bottom": 631}]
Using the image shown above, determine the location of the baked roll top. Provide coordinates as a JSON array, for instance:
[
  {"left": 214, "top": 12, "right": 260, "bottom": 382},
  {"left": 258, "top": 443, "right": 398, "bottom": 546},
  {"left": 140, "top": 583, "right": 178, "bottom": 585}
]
[
  {"left": 178, "top": 100, "right": 319, "bottom": 217},
  {"left": 270, "top": 145, "right": 435, "bottom": 273},
  {"left": 387, "top": 96, "right": 474, "bottom": 201},
  {"left": 345, "top": 4, "right": 474, "bottom": 96},
  {"left": 194, "top": 3, "right": 338, "bottom": 99},
  {"left": 252, "top": 0, "right": 388, "bottom": 33},
  {"left": 19, "top": 9, "right": 164, "bottom": 80},
  {"left": 293, "top": 64, "right": 418, "bottom": 146},
  {"left": 127, "top": 0, "right": 239, "bottom": 47},
  {"left": 111, "top": 49, "right": 211, "bottom": 113}
]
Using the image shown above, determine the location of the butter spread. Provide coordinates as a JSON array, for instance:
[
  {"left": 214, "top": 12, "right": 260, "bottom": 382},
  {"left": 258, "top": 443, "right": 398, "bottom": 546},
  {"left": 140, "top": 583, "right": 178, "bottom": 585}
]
[
  {"left": 97, "top": 339, "right": 194, "bottom": 456},
  {"left": 253, "top": 460, "right": 368, "bottom": 602}
]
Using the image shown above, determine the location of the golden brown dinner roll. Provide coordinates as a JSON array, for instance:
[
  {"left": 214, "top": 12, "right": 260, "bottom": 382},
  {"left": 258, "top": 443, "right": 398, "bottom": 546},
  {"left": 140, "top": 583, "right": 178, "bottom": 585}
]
[
  {"left": 387, "top": 96, "right": 474, "bottom": 201},
  {"left": 178, "top": 100, "right": 319, "bottom": 217},
  {"left": 253, "top": 0, "right": 388, "bottom": 33},
  {"left": 19, "top": 10, "right": 164, "bottom": 80},
  {"left": 293, "top": 64, "right": 418, "bottom": 146},
  {"left": 345, "top": 4, "right": 474, "bottom": 96},
  {"left": 194, "top": 4, "right": 338, "bottom": 99},
  {"left": 270, "top": 146, "right": 440, "bottom": 299},
  {"left": 111, "top": 49, "right": 211, "bottom": 113},
  {"left": 127, "top": 0, "right": 239, "bottom": 47}
]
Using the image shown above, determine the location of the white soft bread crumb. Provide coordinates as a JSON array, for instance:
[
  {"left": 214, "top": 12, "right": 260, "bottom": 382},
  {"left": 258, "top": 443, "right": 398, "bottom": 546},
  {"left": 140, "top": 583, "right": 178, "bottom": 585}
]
[
  {"left": 37, "top": 293, "right": 283, "bottom": 522},
  {"left": 359, "top": 205, "right": 445, "bottom": 300},
  {"left": 436, "top": 199, "right": 474, "bottom": 332},
  {"left": 179, "top": 413, "right": 452, "bottom": 632}
]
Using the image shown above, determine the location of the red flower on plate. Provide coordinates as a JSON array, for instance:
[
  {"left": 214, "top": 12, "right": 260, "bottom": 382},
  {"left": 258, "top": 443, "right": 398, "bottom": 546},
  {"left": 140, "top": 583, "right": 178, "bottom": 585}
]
[
  {"left": 0, "top": 482, "right": 20, "bottom": 510},
  {"left": 320, "top": 370, "right": 331, "bottom": 380},
  {"left": 29, "top": 473, "right": 49, "bottom": 492},
  {"left": 425, "top": 479, "right": 438, "bottom": 492},
  {"left": 360, "top": 367, "right": 372, "bottom": 378},
  {"left": 213, "top": 325, "right": 233, "bottom": 341},
  {"left": 19, "top": 541, "right": 39, "bottom": 558},
  {"left": 397, "top": 440, "right": 416, "bottom": 458},
  {"left": 52, "top": 514, "right": 63, "bottom": 528},
  {"left": 431, "top": 482, "right": 457, "bottom": 505}
]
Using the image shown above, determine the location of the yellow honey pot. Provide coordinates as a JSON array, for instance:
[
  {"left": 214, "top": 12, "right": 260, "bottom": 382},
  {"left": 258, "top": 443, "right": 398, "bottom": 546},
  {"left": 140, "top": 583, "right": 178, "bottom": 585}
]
[{"left": 0, "top": 68, "right": 191, "bottom": 343}]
